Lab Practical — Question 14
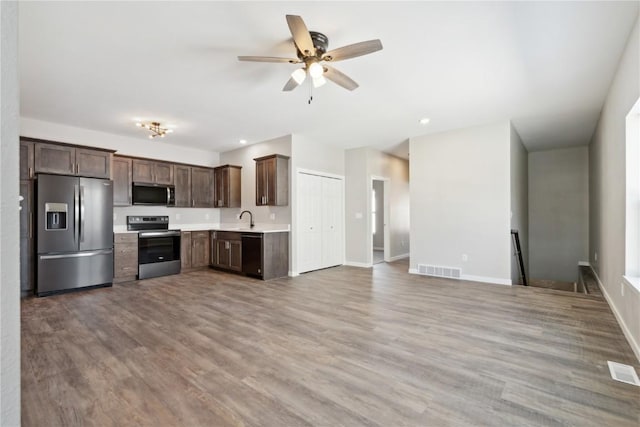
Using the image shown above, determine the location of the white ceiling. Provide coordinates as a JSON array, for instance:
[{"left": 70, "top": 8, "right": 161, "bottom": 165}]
[{"left": 19, "top": 1, "right": 638, "bottom": 157}]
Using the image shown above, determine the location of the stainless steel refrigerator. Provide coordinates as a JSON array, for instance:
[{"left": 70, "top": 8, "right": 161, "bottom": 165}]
[{"left": 36, "top": 174, "right": 114, "bottom": 296}]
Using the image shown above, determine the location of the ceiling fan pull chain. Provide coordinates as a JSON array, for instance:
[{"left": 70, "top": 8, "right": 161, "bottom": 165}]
[{"left": 308, "top": 80, "right": 313, "bottom": 104}]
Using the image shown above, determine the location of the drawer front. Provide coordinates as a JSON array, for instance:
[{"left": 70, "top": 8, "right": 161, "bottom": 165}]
[
  {"left": 215, "top": 231, "right": 242, "bottom": 241},
  {"left": 114, "top": 233, "right": 138, "bottom": 244}
]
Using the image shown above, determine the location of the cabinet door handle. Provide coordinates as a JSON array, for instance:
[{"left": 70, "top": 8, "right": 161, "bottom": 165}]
[
  {"left": 192, "top": 200, "right": 195, "bottom": 207},
  {"left": 28, "top": 214, "right": 33, "bottom": 239},
  {"left": 29, "top": 167, "right": 33, "bottom": 178}
]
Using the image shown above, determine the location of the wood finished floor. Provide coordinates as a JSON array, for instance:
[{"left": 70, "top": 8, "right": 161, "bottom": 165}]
[{"left": 22, "top": 260, "right": 640, "bottom": 426}]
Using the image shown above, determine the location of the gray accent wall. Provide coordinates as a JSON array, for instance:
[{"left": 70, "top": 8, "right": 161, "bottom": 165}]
[
  {"left": 409, "top": 121, "right": 512, "bottom": 284},
  {"left": 1, "top": 1, "right": 21, "bottom": 424},
  {"left": 589, "top": 15, "right": 640, "bottom": 359},
  {"left": 528, "top": 147, "right": 589, "bottom": 283}
]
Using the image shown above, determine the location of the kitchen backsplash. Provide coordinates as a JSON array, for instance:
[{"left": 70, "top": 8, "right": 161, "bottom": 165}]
[{"left": 113, "top": 206, "right": 221, "bottom": 227}]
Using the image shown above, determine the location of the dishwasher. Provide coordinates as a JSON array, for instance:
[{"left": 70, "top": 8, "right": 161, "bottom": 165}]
[{"left": 241, "top": 234, "right": 263, "bottom": 277}]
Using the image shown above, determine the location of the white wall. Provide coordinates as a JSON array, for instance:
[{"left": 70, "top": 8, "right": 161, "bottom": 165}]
[
  {"left": 0, "top": 1, "right": 21, "bottom": 424},
  {"left": 409, "top": 121, "right": 512, "bottom": 285},
  {"left": 219, "top": 134, "right": 292, "bottom": 226},
  {"left": 510, "top": 124, "right": 528, "bottom": 284},
  {"left": 589, "top": 15, "right": 640, "bottom": 360},
  {"left": 529, "top": 146, "right": 589, "bottom": 283},
  {"left": 344, "top": 147, "right": 410, "bottom": 266},
  {"left": 21, "top": 118, "right": 224, "bottom": 227}
]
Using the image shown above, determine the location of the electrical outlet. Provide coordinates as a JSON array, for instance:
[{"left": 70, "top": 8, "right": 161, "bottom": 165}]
[
  {"left": 270, "top": 213, "right": 275, "bottom": 220},
  {"left": 462, "top": 254, "right": 468, "bottom": 262},
  {"left": 175, "top": 213, "right": 181, "bottom": 220},
  {"left": 205, "top": 213, "right": 210, "bottom": 220},
  {"left": 355, "top": 212, "right": 363, "bottom": 219},
  {"left": 621, "top": 282, "right": 625, "bottom": 297},
  {"left": 113, "top": 213, "right": 117, "bottom": 221}
]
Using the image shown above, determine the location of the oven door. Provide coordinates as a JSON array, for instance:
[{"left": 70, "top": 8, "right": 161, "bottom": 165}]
[{"left": 138, "top": 230, "right": 181, "bottom": 264}]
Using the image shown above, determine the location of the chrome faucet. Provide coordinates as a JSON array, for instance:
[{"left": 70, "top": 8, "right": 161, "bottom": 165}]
[{"left": 239, "top": 210, "right": 254, "bottom": 228}]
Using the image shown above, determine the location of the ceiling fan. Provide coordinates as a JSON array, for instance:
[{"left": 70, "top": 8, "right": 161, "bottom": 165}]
[{"left": 238, "top": 15, "right": 383, "bottom": 93}]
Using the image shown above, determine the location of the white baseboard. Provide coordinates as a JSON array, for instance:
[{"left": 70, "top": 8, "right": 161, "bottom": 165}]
[
  {"left": 578, "top": 261, "right": 591, "bottom": 266},
  {"left": 344, "top": 261, "right": 372, "bottom": 268},
  {"left": 388, "top": 253, "right": 409, "bottom": 262},
  {"left": 408, "top": 269, "right": 511, "bottom": 286},
  {"left": 588, "top": 266, "right": 640, "bottom": 362},
  {"left": 288, "top": 271, "right": 299, "bottom": 277}
]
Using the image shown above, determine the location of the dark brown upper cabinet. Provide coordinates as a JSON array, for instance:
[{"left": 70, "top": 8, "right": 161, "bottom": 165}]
[
  {"left": 132, "top": 159, "right": 174, "bottom": 185},
  {"left": 174, "top": 165, "right": 192, "bottom": 207},
  {"left": 254, "top": 154, "right": 289, "bottom": 206},
  {"left": 32, "top": 140, "right": 112, "bottom": 179},
  {"left": 213, "top": 165, "right": 241, "bottom": 208},
  {"left": 20, "top": 139, "right": 35, "bottom": 180},
  {"left": 112, "top": 155, "right": 132, "bottom": 206},
  {"left": 190, "top": 167, "right": 214, "bottom": 207}
]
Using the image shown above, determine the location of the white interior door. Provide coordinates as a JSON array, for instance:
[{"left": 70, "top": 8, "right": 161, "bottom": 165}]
[
  {"left": 322, "top": 177, "right": 343, "bottom": 268},
  {"left": 297, "top": 173, "right": 323, "bottom": 273}
]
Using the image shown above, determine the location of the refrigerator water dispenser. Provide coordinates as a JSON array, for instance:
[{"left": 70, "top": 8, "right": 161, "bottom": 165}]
[{"left": 45, "top": 203, "right": 68, "bottom": 230}]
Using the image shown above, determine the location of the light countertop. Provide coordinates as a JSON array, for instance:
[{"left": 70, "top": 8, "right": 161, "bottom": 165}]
[{"left": 114, "top": 223, "right": 290, "bottom": 234}]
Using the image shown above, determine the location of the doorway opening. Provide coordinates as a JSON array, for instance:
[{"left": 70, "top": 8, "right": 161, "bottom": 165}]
[{"left": 371, "top": 177, "right": 390, "bottom": 264}]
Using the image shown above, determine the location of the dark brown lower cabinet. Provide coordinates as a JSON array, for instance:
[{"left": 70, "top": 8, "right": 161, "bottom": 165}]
[
  {"left": 211, "top": 231, "right": 242, "bottom": 272},
  {"left": 113, "top": 233, "right": 138, "bottom": 283},
  {"left": 210, "top": 231, "right": 288, "bottom": 280},
  {"left": 181, "top": 230, "right": 210, "bottom": 271}
]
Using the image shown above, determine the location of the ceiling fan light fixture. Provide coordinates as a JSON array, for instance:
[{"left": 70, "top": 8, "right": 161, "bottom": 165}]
[
  {"left": 308, "top": 61, "right": 323, "bottom": 78},
  {"left": 312, "top": 75, "right": 327, "bottom": 88},
  {"left": 291, "top": 68, "right": 306, "bottom": 85}
]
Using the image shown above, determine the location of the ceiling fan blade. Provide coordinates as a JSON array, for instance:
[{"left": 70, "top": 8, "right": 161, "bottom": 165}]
[
  {"left": 238, "top": 56, "right": 300, "bottom": 63},
  {"left": 324, "top": 66, "right": 359, "bottom": 91},
  {"left": 286, "top": 15, "right": 315, "bottom": 56},
  {"left": 322, "top": 39, "right": 383, "bottom": 62},
  {"left": 282, "top": 77, "right": 300, "bottom": 92}
]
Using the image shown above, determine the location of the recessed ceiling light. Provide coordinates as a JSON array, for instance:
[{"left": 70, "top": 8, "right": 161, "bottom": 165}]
[
  {"left": 239, "top": 139, "right": 247, "bottom": 145},
  {"left": 419, "top": 118, "right": 430, "bottom": 125}
]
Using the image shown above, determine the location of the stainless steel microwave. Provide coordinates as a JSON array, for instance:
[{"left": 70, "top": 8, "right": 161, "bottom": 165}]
[{"left": 132, "top": 183, "right": 175, "bottom": 206}]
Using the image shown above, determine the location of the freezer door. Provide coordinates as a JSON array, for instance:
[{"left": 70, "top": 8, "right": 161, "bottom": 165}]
[
  {"left": 37, "top": 174, "right": 79, "bottom": 253},
  {"left": 36, "top": 249, "right": 114, "bottom": 295},
  {"left": 79, "top": 178, "right": 114, "bottom": 251}
]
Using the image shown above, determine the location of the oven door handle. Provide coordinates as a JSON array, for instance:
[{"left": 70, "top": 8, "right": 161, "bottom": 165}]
[{"left": 138, "top": 231, "right": 182, "bottom": 238}]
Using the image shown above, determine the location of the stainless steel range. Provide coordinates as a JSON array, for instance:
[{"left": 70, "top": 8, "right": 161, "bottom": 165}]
[{"left": 127, "top": 216, "right": 181, "bottom": 279}]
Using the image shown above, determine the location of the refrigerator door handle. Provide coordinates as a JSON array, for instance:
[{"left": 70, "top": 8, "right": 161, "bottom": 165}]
[
  {"left": 80, "top": 185, "right": 86, "bottom": 242},
  {"left": 40, "top": 249, "right": 113, "bottom": 260},
  {"left": 74, "top": 184, "right": 80, "bottom": 244}
]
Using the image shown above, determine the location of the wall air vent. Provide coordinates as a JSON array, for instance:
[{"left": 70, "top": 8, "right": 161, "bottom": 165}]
[
  {"left": 607, "top": 361, "right": 640, "bottom": 386},
  {"left": 416, "top": 264, "right": 462, "bottom": 280}
]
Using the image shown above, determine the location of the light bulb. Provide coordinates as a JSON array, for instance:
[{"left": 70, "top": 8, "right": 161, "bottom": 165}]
[
  {"left": 291, "top": 68, "right": 306, "bottom": 85},
  {"left": 308, "top": 61, "right": 323, "bottom": 78},
  {"left": 312, "top": 75, "right": 327, "bottom": 88},
  {"left": 136, "top": 122, "right": 142, "bottom": 127}
]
